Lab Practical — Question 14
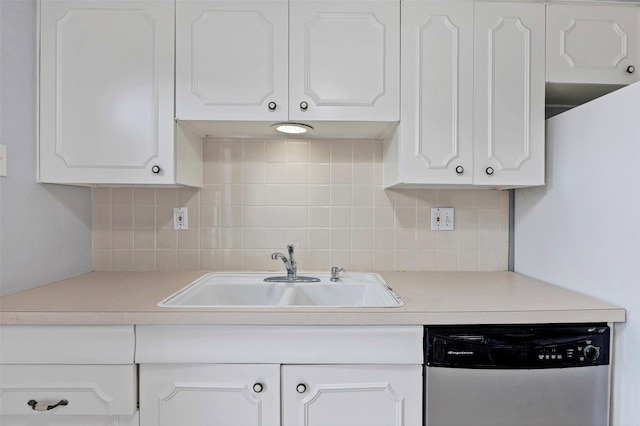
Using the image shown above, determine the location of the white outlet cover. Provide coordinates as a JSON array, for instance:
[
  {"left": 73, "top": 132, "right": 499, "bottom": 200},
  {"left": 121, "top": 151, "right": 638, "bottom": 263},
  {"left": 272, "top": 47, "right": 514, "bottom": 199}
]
[
  {"left": 431, "top": 208, "right": 454, "bottom": 231},
  {"left": 173, "top": 207, "right": 188, "bottom": 230}
]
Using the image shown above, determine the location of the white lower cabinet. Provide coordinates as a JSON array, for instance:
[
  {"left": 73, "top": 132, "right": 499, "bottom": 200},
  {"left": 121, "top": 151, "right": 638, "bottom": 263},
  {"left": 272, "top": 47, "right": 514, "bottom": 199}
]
[
  {"left": 0, "top": 326, "right": 137, "bottom": 426},
  {"left": 136, "top": 326, "right": 423, "bottom": 426},
  {"left": 140, "top": 364, "right": 280, "bottom": 426},
  {"left": 139, "top": 363, "right": 421, "bottom": 426},
  {"left": 282, "top": 364, "right": 422, "bottom": 426}
]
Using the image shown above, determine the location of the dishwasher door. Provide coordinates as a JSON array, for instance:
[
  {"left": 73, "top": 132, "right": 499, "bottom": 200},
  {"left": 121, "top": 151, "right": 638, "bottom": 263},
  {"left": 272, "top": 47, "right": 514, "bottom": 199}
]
[
  {"left": 425, "top": 325, "right": 611, "bottom": 426},
  {"left": 426, "top": 365, "right": 609, "bottom": 426}
]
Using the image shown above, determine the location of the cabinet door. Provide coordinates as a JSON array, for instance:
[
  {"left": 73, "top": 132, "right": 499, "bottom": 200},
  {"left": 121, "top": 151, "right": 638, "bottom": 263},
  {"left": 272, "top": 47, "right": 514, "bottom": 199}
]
[
  {"left": 473, "top": 2, "right": 545, "bottom": 187},
  {"left": 139, "top": 364, "right": 280, "bottom": 426},
  {"left": 176, "top": 0, "right": 288, "bottom": 121},
  {"left": 289, "top": 0, "right": 400, "bottom": 121},
  {"left": 39, "top": 1, "right": 175, "bottom": 185},
  {"left": 399, "top": 1, "right": 473, "bottom": 184},
  {"left": 282, "top": 364, "right": 422, "bottom": 426},
  {"left": 546, "top": 4, "right": 639, "bottom": 85}
]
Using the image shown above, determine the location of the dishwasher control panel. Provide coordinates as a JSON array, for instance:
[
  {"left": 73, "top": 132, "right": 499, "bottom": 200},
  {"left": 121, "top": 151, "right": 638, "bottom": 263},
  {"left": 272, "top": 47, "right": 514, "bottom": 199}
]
[{"left": 426, "top": 324, "right": 610, "bottom": 369}]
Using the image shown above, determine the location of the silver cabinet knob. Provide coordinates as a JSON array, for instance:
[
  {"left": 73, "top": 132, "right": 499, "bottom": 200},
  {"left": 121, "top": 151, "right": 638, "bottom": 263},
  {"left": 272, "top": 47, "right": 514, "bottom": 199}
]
[
  {"left": 151, "top": 165, "right": 161, "bottom": 174},
  {"left": 268, "top": 102, "right": 277, "bottom": 111},
  {"left": 299, "top": 101, "right": 308, "bottom": 111},
  {"left": 485, "top": 167, "right": 494, "bottom": 176},
  {"left": 627, "top": 65, "right": 636, "bottom": 74},
  {"left": 296, "top": 383, "right": 307, "bottom": 393},
  {"left": 455, "top": 165, "right": 464, "bottom": 175},
  {"left": 253, "top": 383, "right": 264, "bottom": 393}
]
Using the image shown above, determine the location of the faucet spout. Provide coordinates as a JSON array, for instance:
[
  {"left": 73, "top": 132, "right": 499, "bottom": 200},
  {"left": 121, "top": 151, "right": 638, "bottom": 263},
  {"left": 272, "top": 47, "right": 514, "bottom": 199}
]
[
  {"left": 271, "top": 249, "right": 296, "bottom": 279},
  {"left": 265, "top": 244, "right": 319, "bottom": 283}
]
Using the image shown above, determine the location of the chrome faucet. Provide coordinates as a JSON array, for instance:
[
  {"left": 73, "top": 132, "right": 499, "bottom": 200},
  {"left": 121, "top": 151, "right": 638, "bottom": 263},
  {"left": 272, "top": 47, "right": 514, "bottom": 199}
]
[{"left": 271, "top": 244, "right": 297, "bottom": 280}]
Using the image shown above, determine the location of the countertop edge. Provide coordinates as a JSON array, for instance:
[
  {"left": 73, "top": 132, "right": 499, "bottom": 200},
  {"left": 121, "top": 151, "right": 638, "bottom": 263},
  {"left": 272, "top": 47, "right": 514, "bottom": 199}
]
[{"left": 0, "top": 308, "right": 626, "bottom": 326}]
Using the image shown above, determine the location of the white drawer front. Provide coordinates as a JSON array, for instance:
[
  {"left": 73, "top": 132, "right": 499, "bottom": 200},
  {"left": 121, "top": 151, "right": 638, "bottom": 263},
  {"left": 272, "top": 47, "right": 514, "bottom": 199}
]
[
  {"left": 0, "top": 326, "right": 135, "bottom": 364},
  {"left": 0, "top": 365, "right": 136, "bottom": 416}
]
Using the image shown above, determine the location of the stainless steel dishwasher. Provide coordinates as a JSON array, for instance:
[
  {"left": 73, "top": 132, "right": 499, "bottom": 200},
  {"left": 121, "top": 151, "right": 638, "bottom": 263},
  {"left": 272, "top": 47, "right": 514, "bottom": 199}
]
[{"left": 425, "top": 324, "right": 610, "bottom": 426}]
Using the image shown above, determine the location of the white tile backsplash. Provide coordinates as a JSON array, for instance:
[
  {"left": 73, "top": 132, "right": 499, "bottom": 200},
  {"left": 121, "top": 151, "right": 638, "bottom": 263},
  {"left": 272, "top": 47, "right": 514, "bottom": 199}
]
[{"left": 93, "top": 139, "right": 509, "bottom": 272}]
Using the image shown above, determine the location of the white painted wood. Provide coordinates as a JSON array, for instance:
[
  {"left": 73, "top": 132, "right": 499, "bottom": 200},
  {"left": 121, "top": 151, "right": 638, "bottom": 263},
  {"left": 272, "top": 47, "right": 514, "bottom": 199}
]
[
  {"left": 177, "top": 0, "right": 399, "bottom": 123},
  {"left": 139, "top": 364, "right": 280, "bottom": 426},
  {"left": 546, "top": 3, "right": 640, "bottom": 85},
  {"left": 175, "top": 0, "right": 289, "bottom": 121},
  {"left": 0, "top": 326, "right": 135, "bottom": 364},
  {"left": 38, "top": 0, "right": 189, "bottom": 186},
  {"left": 473, "top": 2, "right": 545, "bottom": 187},
  {"left": 0, "top": 413, "right": 139, "bottom": 426},
  {"left": 175, "top": 121, "right": 203, "bottom": 187},
  {"left": 135, "top": 325, "right": 423, "bottom": 364},
  {"left": 282, "top": 364, "right": 422, "bottom": 426},
  {"left": 289, "top": 0, "right": 399, "bottom": 121},
  {"left": 0, "top": 365, "right": 136, "bottom": 415},
  {"left": 396, "top": 1, "right": 474, "bottom": 185}
]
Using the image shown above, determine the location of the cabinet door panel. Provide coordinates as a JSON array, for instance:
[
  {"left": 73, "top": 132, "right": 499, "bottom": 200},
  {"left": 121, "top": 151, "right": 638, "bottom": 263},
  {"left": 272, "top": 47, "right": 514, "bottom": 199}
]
[
  {"left": 282, "top": 364, "right": 421, "bottom": 426},
  {"left": 176, "top": 0, "right": 288, "bottom": 120},
  {"left": 399, "top": 1, "right": 473, "bottom": 184},
  {"left": 140, "top": 364, "right": 280, "bottom": 426},
  {"left": 289, "top": 0, "right": 399, "bottom": 121},
  {"left": 546, "top": 4, "right": 640, "bottom": 85},
  {"left": 39, "top": 1, "right": 175, "bottom": 184},
  {"left": 473, "top": 2, "right": 545, "bottom": 186}
]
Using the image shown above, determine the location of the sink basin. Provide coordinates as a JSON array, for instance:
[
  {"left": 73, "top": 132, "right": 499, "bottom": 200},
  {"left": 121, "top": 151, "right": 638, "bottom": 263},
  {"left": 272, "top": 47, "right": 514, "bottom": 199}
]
[{"left": 158, "top": 273, "right": 404, "bottom": 308}]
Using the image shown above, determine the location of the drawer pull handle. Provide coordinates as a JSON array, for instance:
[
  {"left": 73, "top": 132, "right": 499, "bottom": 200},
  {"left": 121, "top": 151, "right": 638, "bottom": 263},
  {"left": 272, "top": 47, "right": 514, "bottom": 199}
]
[{"left": 28, "top": 399, "right": 69, "bottom": 411}]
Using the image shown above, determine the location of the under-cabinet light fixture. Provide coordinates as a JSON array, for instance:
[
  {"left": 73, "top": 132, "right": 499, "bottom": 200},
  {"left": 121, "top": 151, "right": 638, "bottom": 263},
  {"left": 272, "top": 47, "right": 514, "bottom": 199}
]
[{"left": 271, "top": 122, "right": 314, "bottom": 135}]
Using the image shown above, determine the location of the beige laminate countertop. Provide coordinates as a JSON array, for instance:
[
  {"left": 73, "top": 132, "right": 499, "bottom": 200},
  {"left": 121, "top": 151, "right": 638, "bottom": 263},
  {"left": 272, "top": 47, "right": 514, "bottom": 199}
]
[{"left": 0, "top": 271, "right": 625, "bottom": 325}]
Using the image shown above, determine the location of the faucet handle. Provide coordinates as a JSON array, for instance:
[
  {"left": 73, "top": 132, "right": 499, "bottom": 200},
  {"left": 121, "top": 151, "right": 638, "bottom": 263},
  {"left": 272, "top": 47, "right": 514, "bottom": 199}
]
[{"left": 330, "top": 267, "right": 346, "bottom": 282}]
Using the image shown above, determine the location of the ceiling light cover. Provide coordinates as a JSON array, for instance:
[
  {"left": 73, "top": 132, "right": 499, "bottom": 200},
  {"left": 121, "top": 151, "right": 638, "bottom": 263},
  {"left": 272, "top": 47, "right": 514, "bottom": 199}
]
[{"left": 271, "top": 123, "right": 314, "bottom": 134}]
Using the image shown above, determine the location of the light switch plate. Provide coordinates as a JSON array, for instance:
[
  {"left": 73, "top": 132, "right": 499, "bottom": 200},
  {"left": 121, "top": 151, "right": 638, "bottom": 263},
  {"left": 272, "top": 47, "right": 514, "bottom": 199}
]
[
  {"left": 0, "top": 144, "right": 6, "bottom": 177},
  {"left": 431, "top": 207, "right": 454, "bottom": 231}
]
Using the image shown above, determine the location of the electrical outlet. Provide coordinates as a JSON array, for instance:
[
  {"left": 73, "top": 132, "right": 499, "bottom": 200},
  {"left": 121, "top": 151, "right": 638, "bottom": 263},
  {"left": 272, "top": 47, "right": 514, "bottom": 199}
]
[
  {"left": 173, "top": 207, "right": 188, "bottom": 230},
  {"left": 431, "top": 207, "right": 454, "bottom": 231}
]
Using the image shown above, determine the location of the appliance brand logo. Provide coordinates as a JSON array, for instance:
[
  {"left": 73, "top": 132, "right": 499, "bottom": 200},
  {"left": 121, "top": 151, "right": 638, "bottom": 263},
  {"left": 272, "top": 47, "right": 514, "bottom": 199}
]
[{"left": 447, "top": 351, "right": 474, "bottom": 356}]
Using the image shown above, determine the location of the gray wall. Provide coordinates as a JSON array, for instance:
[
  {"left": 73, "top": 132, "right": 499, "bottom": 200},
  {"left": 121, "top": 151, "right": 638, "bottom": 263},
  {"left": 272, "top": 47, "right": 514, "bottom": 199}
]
[
  {"left": 515, "top": 82, "right": 640, "bottom": 426},
  {"left": 0, "top": 0, "right": 92, "bottom": 296}
]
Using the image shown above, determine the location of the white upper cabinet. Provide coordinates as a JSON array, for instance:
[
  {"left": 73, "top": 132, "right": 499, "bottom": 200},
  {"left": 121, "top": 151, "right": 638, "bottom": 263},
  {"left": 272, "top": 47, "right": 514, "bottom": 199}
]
[
  {"left": 39, "top": 0, "right": 201, "bottom": 186},
  {"left": 396, "top": 1, "right": 474, "bottom": 185},
  {"left": 387, "top": 1, "right": 544, "bottom": 188},
  {"left": 289, "top": 0, "right": 399, "bottom": 121},
  {"left": 176, "top": 0, "right": 289, "bottom": 121},
  {"left": 473, "top": 2, "right": 545, "bottom": 187},
  {"left": 546, "top": 3, "right": 639, "bottom": 85},
  {"left": 176, "top": 0, "right": 399, "bottom": 123}
]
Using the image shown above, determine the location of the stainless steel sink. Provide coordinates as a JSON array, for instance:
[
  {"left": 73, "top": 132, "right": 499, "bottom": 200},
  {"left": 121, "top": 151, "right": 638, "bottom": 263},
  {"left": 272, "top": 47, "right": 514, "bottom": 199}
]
[{"left": 158, "top": 272, "right": 404, "bottom": 308}]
